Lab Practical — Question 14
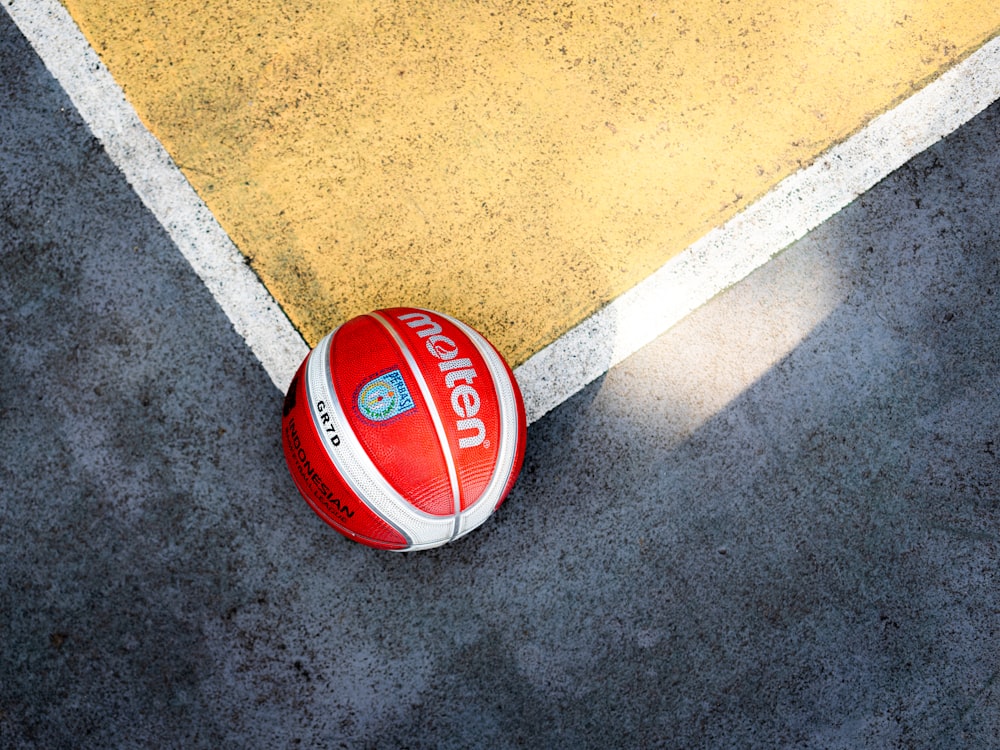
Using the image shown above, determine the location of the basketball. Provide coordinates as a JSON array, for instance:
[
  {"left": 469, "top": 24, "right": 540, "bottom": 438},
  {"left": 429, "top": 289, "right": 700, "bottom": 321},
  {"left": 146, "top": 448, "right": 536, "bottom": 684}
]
[{"left": 281, "top": 307, "right": 527, "bottom": 550}]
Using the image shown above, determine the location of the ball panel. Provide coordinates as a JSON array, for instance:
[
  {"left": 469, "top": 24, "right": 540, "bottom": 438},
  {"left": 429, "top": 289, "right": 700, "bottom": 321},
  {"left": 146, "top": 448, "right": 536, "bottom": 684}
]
[
  {"left": 381, "top": 307, "right": 503, "bottom": 511},
  {"left": 306, "top": 334, "right": 459, "bottom": 546},
  {"left": 488, "top": 336, "right": 528, "bottom": 511},
  {"left": 330, "top": 315, "right": 455, "bottom": 517},
  {"left": 435, "top": 310, "right": 527, "bottom": 513},
  {"left": 281, "top": 361, "right": 410, "bottom": 550}
]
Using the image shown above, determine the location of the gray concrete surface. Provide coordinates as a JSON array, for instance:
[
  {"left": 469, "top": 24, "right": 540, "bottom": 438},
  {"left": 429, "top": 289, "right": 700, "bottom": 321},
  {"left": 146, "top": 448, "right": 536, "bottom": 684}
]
[{"left": 2, "top": 11, "right": 999, "bottom": 749}]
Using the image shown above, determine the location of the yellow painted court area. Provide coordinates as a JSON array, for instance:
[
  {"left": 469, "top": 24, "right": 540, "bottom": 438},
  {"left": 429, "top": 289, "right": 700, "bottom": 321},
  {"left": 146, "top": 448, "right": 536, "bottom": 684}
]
[{"left": 63, "top": 0, "right": 1000, "bottom": 365}]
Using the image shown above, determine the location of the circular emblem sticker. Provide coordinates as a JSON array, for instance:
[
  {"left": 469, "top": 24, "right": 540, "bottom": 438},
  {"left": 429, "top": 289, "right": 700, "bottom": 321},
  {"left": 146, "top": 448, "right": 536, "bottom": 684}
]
[{"left": 357, "top": 369, "right": 415, "bottom": 422}]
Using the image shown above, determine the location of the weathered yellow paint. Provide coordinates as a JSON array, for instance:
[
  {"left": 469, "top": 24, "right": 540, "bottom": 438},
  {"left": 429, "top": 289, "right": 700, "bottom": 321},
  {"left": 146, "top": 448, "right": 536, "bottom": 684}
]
[{"left": 63, "top": 0, "right": 1000, "bottom": 364}]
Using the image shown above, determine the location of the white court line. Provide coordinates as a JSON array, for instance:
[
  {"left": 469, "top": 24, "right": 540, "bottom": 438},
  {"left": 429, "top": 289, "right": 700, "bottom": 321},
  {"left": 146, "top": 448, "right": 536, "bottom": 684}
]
[
  {"left": 6, "top": 0, "right": 310, "bottom": 391},
  {"left": 8, "top": 1, "right": 1000, "bottom": 423},
  {"left": 516, "top": 36, "right": 1000, "bottom": 422}
]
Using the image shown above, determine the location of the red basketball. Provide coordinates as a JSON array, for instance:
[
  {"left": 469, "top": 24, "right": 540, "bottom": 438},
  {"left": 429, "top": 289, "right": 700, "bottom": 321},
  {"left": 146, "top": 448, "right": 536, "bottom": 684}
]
[{"left": 281, "top": 307, "right": 527, "bottom": 550}]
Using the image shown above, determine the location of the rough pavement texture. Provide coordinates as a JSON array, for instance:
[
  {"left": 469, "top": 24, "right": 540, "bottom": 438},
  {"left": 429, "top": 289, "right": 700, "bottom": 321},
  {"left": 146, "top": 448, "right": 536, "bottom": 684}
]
[{"left": 2, "top": 12, "right": 999, "bottom": 749}]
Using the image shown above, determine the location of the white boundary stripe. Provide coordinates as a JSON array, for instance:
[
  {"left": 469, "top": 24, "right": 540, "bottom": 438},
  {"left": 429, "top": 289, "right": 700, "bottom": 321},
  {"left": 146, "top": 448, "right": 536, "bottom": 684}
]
[
  {"left": 7, "top": 0, "right": 309, "bottom": 392},
  {"left": 9, "top": 2, "right": 999, "bottom": 422},
  {"left": 515, "top": 35, "right": 1000, "bottom": 424}
]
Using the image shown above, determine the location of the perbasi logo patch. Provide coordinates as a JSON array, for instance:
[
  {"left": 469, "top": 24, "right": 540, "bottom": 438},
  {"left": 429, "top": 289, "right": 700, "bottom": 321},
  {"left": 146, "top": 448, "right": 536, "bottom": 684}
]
[{"left": 357, "top": 369, "right": 415, "bottom": 422}]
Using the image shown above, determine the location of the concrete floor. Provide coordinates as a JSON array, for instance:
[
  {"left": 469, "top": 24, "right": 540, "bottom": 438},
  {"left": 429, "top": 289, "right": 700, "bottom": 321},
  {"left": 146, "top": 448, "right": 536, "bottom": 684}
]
[{"left": 2, "top": 10, "right": 999, "bottom": 750}]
